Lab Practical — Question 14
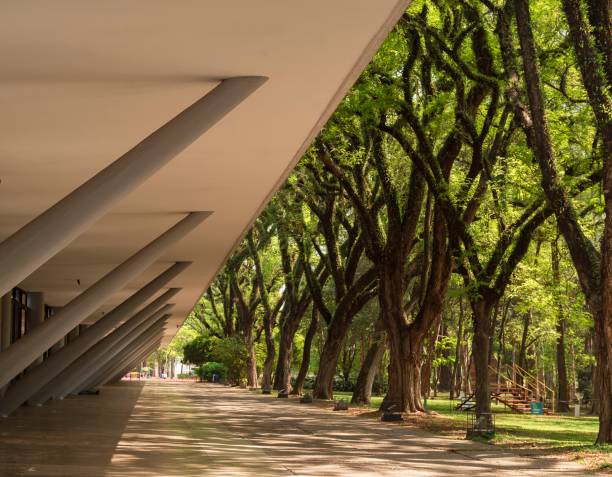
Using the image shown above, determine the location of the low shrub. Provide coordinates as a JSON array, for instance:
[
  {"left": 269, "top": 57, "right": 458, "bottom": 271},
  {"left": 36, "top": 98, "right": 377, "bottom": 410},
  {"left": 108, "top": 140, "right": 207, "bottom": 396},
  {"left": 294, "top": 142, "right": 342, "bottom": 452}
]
[{"left": 195, "top": 362, "right": 228, "bottom": 382}]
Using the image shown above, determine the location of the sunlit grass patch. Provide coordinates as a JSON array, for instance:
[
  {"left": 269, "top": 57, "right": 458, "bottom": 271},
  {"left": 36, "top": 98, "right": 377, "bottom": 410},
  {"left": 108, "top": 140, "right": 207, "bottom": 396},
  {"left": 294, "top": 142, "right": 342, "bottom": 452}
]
[{"left": 331, "top": 391, "right": 611, "bottom": 471}]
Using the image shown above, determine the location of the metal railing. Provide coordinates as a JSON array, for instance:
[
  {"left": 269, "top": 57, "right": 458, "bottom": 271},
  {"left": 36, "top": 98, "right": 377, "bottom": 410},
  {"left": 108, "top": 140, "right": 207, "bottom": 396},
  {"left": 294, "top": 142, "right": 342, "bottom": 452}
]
[{"left": 490, "top": 363, "right": 556, "bottom": 413}]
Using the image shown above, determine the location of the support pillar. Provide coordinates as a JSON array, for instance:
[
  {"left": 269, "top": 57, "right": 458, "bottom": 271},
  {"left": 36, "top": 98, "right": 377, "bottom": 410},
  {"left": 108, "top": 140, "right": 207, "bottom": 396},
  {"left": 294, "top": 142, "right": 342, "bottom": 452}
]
[
  {"left": 50, "top": 338, "right": 65, "bottom": 355},
  {"left": 49, "top": 308, "right": 65, "bottom": 355},
  {"left": 0, "top": 263, "right": 187, "bottom": 413},
  {"left": 0, "top": 294, "right": 12, "bottom": 399},
  {"left": 26, "top": 293, "right": 45, "bottom": 366},
  {"left": 95, "top": 336, "right": 164, "bottom": 391},
  {"left": 0, "top": 212, "right": 208, "bottom": 389},
  {"left": 1, "top": 284, "right": 182, "bottom": 414},
  {"left": 69, "top": 312, "right": 170, "bottom": 396},
  {"left": 0, "top": 76, "right": 267, "bottom": 298},
  {"left": 38, "top": 304, "right": 173, "bottom": 402},
  {"left": 0, "top": 294, "right": 11, "bottom": 353},
  {"left": 67, "top": 326, "right": 79, "bottom": 344},
  {"left": 79, "top": 321, "right": 166, "bottom": 393},
  {"left": 109, "top": 341, "right": 161, "bottom": 386}
]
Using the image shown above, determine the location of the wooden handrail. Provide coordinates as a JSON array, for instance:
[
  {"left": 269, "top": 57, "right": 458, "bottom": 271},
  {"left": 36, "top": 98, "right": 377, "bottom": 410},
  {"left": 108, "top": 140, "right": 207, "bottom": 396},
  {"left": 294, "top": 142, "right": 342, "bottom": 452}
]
[
  {"left": 512, "top": 363, "right": 556, "bottom": 396},
  {"left": 489, "top": 365, "right": 532, "bottom": 397},
  {"left": 495, "top": 363, "right": 556, "bottom": 413}
]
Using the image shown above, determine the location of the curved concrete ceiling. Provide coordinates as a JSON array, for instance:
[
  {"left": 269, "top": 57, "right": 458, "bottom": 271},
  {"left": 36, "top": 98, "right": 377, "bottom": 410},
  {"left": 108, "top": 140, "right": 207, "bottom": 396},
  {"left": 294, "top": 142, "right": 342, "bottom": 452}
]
[{"left": 0, "top": 0, "right": 409, "bottom": 343}]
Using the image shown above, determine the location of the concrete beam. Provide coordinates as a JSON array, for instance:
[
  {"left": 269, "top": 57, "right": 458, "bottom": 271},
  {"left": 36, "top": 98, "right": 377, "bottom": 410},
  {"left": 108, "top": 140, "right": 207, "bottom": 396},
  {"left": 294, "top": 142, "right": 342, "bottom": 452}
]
[
  {"left": 3, "top": 263, "right": 187, "bottom": 411},
  {"left": 79, "top": 321, "right": 166, "bottom": 393},
  {"left": 108, "top": 341, "right": 162, "bottom": 386},
  {"left": 0, "top": 285, "right": 182, "bottom": 415},
  {"left": 96, "top": 337, "right": 164, "bottom": 390},
  {"left": 0, "top": 212, "right": 207, "bottom": 389},
  {"left": 0, "top": 76, "right": 267, "bottom": 298},
  {"left": 44, "top": 305, "right": 173, "bottom": 401}
]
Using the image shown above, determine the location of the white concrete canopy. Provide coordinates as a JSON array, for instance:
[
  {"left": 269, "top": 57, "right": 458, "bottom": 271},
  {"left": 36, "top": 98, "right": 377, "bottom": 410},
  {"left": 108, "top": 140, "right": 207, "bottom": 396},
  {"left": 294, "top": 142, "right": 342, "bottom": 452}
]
[{"left": 0, "top": 0, "right": 409, "bottom": 344}]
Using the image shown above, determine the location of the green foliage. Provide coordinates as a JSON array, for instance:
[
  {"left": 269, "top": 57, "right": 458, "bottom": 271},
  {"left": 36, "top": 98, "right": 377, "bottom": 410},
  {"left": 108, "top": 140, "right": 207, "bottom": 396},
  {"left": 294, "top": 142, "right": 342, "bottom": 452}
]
[
  {"left": 195, "top": 362, "right": 228, "bottom": 382},
  {"left": 182, "top": 335, "right": 214, "bottom": 366},
  {"left": 209, "top": 336, "right": 249, "bottom": 384},
  {"left": 167, "top": 0, "right": 606, "bottom": 445}
]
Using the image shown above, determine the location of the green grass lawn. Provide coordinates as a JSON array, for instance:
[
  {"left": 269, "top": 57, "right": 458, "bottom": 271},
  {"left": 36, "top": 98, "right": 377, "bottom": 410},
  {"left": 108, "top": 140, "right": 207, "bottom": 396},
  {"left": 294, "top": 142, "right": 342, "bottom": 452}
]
[
  {"left": 330, "top": 391, "right": 611, "bottom": 470},
  {"left": 250, "top": 387, "right": 610, "bottom": 471}
]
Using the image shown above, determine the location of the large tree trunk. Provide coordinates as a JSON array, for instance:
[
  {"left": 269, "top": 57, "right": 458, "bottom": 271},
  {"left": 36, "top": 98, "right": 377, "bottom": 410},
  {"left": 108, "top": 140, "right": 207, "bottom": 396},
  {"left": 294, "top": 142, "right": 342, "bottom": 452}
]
[
  {"left": 379, "top": 261, "right": 426, "bottom": 413},
  {"left": 273, "top": 310, "right": 306, "bottom": 391},
  {"left": 552, "top": 238, "right": 570, "bottom": 412},
  {"left": 437, "top": 324, "right": 452, "bottom": 392},
  {"left": 589, "top": 331, "right": 601, "bottom": 414},
  {"left": 450, "top": 317, "right": 463, "bottom": 399},
  {"left": 598, "top": 136, "right": 612, "bottom": 438},
  {"left": 379, "top": 270, "right": 426, "bottom": 413},
  {"left": 594, "top": 314, "right": 612, "bottom": 442},
  {"left": 421, "top": 352, "right": 433, "bottom": 399},
  {"left": 450, "top": 298, "right": 466, "bottom": 400},
  {"left": 558, "top": 0, "right": 612, "bottom": 429},
  {"left": 517, "top": 311, "right": 531, "bottom": 382},
  {"left": 340, "top": 343, "right": 356, "bottom": 389},
  {"left": 382, "top": 206, "right": 451, "bottom": 413},
  {"left": 291, "top": 310, "right": 319, "bottom": 396},
  {"left": 245, "top": 327, "right": 258, "bottom": 389},
  {"left": 273, "top": 330, "right": 292, "bottom": 391},
  {"left": 556, "top": 319, "right": 570, "bottom": 412},
  {"left": 381, "top": 337, "right": 424, "bottom": 413},
  {"left": 261, "top": 315, "right": 275, "bottom": 390},
  {"left": 514, "top": 0, "right": 610, "bottom": 442},
  {"left": 351, "top": 330, "right": 385, "bottom": 405},
  {"left": 471, "top": 296, "right": 496, "bottom": 417},
  {"left": 596, "top": 38, "right": 612, "bottom": 442},
  {"left": 312, "top": 317, "right": 349, "bottom": 400}
]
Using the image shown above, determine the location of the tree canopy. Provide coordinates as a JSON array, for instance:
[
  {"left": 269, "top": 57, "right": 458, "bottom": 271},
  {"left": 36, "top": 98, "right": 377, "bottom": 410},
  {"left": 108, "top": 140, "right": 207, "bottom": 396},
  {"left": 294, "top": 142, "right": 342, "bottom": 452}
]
[{"left": 171, "top": 0, "right": 611, "bottom": 445}]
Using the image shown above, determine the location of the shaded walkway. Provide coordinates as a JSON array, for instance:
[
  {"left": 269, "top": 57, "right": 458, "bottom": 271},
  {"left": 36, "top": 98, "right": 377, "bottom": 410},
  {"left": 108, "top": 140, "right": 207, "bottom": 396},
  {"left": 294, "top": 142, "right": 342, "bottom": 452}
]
[
  {"left": 0, "top": 381, "right": 597, "bottom": 476},
  {"left": 0, "top": 381, "right": 143, "bottom": 476}
]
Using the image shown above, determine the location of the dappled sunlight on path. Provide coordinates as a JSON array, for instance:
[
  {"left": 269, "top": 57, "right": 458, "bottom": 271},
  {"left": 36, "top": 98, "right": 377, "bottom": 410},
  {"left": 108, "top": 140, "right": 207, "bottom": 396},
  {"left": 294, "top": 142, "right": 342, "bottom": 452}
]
[
  {"left": 105, "top": 382, "right": 280, "bottom": 476},
  {"left": 0, "top": 380, "right": 597, "bottom": 476},
  {"left": 106, "top": 381, "right": 595, "bottom": 476}
]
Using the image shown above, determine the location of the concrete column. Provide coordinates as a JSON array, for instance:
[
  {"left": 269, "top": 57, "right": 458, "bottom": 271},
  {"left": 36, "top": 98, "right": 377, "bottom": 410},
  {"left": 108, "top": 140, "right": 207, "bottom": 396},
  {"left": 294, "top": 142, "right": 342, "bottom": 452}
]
[
  {"left": 50, "top": 338, "right": 65, "bottom": 355},
  {"left": 78, "top": 321, "right": 166, "bottom": 393},
  {"left": 1, "top": 285, "right": 182, "bottom": 415},
  {"left": 26, "top": 293, "right": 45, "bottom": 366},
  {"left": 0, "top": 212, "right": 208, "bottom": 389},
  {"left": 107, "top": 341, "right": 160, "bottom": 386},
  {"left": 49, "top": 308, "right": 65, "bottom": 355},
  {"left": 0, "top": 76, "right": 267, "bottom": 299},
  {"left": 0, "top": 294, "right": 12, "bottom": 399},
  {"left": 37, "top": 306, "right": 173, "bottom": 402},
  {"left": 0, "top": 294, "right": 12, "bottom": 352},
  {"left": 1, "top": 264, "right": 186, "bottom": 412},
  {"left": 67, "top": 326, "right": 79, "bottom": 344},
  {"left": 108, "top": 341, "right": 161, "bottom": 386},
  {"left": 112, "top": 341, "right": 162, "bottom": 385},
  {"left": 93, "top": 334, "right": 164, "bottom": 391},
  {"left": 67, "top": 312, "right": 170, "bottom": 397}
]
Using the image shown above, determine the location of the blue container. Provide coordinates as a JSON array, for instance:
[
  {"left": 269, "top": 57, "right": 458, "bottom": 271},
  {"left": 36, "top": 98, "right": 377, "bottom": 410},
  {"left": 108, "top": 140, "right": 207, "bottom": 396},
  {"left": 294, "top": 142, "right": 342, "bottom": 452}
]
[{"left": 530, "top": 401, "right": 544, "bottom": 415}]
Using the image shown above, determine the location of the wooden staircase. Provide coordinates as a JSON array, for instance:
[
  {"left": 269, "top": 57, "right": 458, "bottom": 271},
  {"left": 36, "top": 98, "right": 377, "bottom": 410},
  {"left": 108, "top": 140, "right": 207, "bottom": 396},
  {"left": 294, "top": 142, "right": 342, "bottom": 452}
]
[
  {"left": 490, "top": 382, "right": 537, "bottom": 413},
  {"left": 455, "top": 364, "right": 555, "bottom": 414}
]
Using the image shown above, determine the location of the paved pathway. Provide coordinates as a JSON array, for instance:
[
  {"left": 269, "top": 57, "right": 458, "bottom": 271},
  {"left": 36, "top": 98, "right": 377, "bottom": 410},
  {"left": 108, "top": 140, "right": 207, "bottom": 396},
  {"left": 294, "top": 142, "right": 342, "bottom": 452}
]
[{"left": 0, "top": 380, "right": 598, "bottom": 476}]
